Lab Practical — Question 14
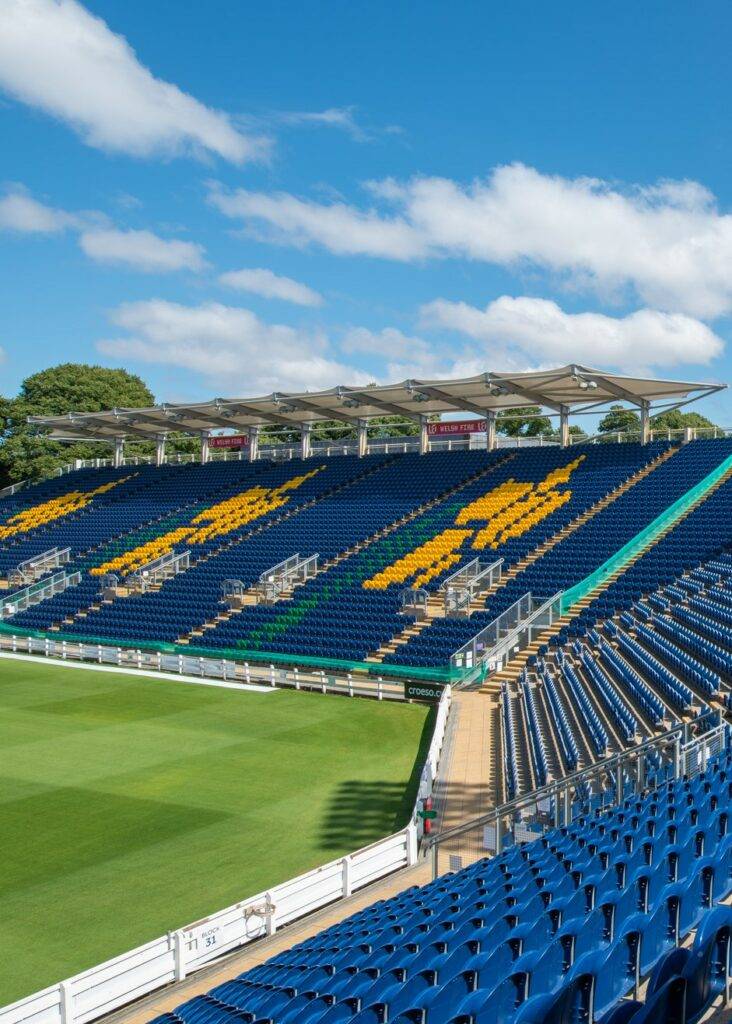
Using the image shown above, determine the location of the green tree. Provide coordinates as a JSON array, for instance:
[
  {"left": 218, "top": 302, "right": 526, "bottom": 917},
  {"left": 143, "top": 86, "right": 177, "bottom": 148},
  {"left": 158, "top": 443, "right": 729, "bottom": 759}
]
[
  {"left": 0, "top": 363, "right": 197, "bottom": 484},
  {"left": 497, "top": 406, "right": 553, "bottom": 437},
  {"left": 650, "top": 409, "right": 722, "bottom": 433},
  {"left": 597, "top": 405, "right": 641, "bottom": 434}
]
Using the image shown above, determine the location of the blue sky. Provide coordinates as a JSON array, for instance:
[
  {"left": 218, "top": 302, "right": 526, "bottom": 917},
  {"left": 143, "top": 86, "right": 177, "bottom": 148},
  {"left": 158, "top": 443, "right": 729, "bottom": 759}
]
[{"left": 1, "top": 0, "right": 731, "bottom": 428}]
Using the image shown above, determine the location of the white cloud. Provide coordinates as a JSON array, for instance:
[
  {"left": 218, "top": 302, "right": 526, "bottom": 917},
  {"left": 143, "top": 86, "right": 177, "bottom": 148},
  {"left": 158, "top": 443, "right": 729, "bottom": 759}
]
[
  {"left": 342, "top": 326, "right": 485, "bottom": 381},
  {"left": 420, "top": 296, "right": 724, "bottom": 370},
  {"left": 0, "top": 187, "right": 80, "bottom": 233},
  {"left": 79, "top": 228, "right": 207, "bottom": 273},
  {"left": 0, "top": 0, "right": 267, "bottom": 164},
  {"left": 208, "top": 164, "right": 732, "bottom": 317},
  {"left": 273, "top": 106, "right": 370, "bottom": 141},
  {"left": 219, "top": 268, "right": 323, "bottom": 307},
  {"left": 97, "top": 300, "right": 370, "bottom": 392},
  {"left": 207, "top": 182, "right": 424, "bottom": 259}
]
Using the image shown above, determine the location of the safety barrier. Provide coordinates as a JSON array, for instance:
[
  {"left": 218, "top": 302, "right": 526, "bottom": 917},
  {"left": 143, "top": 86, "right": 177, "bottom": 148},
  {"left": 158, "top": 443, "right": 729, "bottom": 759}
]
[
  {"left": 0, "top": 687, "right": 451, "bottom": 1024},
  {"left": 441, "top": 556, "right": 503, "bottom": 617},
  {"left": 430, "top": 711, "right": 727, "bottom": 878},
  {"left": 0, "top": 571, "right": 81, "bottom": 619},
  {"left": 128, "top": 550, "right": 190, "bottom": 592},
  {"left": 450, "top": 591, "right": 562, "bottom": 684},
  {"left": 8, "top": 546, "right": 71, "bottom": 586},
  {"left": 560, "top": 451, "right": 732, "bottom": 613}
]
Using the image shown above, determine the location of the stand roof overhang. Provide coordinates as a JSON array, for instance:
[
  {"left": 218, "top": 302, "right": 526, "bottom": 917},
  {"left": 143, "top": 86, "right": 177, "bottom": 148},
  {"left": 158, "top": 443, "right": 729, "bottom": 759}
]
[{"left": 28, "top": 365, "right": 726, "bottom": 442}]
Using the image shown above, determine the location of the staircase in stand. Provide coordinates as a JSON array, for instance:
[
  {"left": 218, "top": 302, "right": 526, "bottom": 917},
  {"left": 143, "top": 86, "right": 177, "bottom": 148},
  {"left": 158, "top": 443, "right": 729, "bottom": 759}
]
[
  {"left": 367, "top": 445, "right": 679, "bottom": 664},
  {"left": 179, "top": 455, "right": 517, "bottom": 644},
  {"left": 481, "top": 457, "right": 732, "bottom": 692}
]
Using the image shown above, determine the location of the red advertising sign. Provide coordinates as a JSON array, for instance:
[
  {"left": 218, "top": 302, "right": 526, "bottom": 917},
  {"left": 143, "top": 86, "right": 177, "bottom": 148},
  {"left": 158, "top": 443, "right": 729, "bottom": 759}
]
[
  {"left": 209, "top": 434, "right": 249, "bottom": 449},
  {"left": 427, "top": 418, "right": 487, "bottom": 437}
]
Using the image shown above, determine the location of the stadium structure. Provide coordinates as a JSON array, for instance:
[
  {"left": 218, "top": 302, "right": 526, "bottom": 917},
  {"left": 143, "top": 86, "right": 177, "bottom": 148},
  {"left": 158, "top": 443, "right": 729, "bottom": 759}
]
[{"left": 1, "top": 363, "right": 731, "bottom": 1024}]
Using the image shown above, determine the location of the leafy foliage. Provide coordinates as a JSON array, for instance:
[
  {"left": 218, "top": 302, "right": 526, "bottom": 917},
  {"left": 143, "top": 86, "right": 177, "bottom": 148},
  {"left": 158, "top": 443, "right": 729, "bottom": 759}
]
[
  {"left": 497, "top": 406, "right": 553, "bottom": 437},
  {"left": 0, "top": 363, "right": 197, "bottom": 484},
  {"left": 650, "top": 409, "right": 722, "bottom": 432},
  {"left": 597, "top": 404, "right": 641, "bottom": 434}
]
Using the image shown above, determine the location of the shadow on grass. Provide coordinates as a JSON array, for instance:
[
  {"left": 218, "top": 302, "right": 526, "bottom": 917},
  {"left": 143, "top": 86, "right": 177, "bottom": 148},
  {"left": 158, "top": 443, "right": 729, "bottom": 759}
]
[{"left": 318, "top": 706, "right": 437, "bottom": 853}]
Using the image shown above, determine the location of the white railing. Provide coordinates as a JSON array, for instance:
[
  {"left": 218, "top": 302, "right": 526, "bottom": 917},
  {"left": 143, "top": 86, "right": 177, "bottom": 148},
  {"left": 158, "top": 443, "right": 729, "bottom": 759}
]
[
  {"left": 430, "top": 711, "right": 727, "bottom": 876},
  {"left": 8, "top": 547, "right": 71, "bottom": 586},
  {"left": 127, "top": 550, "right": 190, "bottom": 592},
  {"left": 0, "top": 633, "right": 407, "bottom": 700},
  {"left": 3, "top": 430, "right": 730, "bottom": 497},
  {"left": 441, "top": 556, "right": 503, "bottom": 617},
  {"left": 450, "top": 591, "right": 562, "bottom": 682},
  {"left": 257, "top": 552, "right": 319, "bottom": 603},
  {"left": 0, "top": 572, "right": 81, "bottom": 619},
  {"left": 0, "top": 686, "right": 451, "bottom": 1024}
]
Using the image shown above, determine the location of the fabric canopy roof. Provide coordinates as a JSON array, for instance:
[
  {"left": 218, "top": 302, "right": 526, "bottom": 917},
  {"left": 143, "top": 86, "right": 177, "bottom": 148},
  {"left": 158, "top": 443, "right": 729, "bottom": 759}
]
[{"left": 28, "top": 364, "right": 725, "bottom": 441}]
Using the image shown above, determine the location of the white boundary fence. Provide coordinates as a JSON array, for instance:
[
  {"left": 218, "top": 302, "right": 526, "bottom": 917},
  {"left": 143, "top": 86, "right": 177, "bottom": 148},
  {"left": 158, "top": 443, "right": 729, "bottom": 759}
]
[
  {"left": 0, "top": 634, "right": 413, "bottom": 700},
  {"left": 0, "top": 687, "right": 451, "bottom": 1024}
]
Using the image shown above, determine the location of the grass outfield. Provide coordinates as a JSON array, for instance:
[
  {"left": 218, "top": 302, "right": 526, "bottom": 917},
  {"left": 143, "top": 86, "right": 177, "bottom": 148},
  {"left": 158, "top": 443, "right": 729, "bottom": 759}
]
[{"left": 0, "top": 657, "right": 432, "bottom": 1005}]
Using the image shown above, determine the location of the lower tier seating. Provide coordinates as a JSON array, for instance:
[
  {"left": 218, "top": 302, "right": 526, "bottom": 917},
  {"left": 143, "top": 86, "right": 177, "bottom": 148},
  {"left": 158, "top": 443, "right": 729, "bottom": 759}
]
[
  {"left": 504, "top": 550, "right": 731, "bottom": 800},
  {"left": 150, "top": 744, "right": 732, "bottom": 1024}
]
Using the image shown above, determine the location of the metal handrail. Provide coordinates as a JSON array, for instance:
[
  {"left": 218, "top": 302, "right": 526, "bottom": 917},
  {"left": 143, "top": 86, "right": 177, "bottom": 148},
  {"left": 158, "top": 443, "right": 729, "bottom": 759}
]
[{"left": 430, "top": 712, "right": 726, "bottom": 869}]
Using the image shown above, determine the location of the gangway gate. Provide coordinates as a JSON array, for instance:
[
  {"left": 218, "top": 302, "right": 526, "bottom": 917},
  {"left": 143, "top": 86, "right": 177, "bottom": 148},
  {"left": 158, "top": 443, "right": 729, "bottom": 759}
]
[
  {"left": 450, "top": 591, "right": 562, "bottom": 684},
  {"left": 441, "top": 557, "right": 503, "bottom": 617},
  {"left": 128, "top": 550, "right": 190, "bottom": 593},
  {"left": 1, "top": 570, "right": 81, "bottom": 619},
  {"left": 257, "top": 553, "right": 319, "bottom": 605},
  {"left": 8, "top": 547, "right": 71, "bottom": 586}
]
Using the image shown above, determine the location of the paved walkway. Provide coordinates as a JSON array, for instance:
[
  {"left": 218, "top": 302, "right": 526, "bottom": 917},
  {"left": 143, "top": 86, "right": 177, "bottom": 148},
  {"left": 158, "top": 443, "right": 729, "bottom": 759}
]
[{"left": 105, "top": 690, "right": 496, "bottom": 1024}]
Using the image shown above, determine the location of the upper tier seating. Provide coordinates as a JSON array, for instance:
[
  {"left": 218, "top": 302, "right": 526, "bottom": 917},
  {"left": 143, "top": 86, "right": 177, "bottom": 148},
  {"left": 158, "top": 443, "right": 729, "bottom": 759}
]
[
  {"left": 387, "top": 439, "right": 732, "bottom": 668},
  {"left": 4, "top": 440, "right": 731, "bottom": 675},
  {"left": 149, "top": 743, "right": 732, "bottom": 1024},
  {"left": 193, "top": 443, "right": 669, "bottom": 662}
]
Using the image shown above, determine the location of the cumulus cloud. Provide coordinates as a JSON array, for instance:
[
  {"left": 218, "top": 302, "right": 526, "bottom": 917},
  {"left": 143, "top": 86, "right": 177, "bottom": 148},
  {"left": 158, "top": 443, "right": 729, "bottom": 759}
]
[
  {"left": 0, "top": 0, "right": 267, "bottom": 163},
  {"left": 208, "top": 164, "right": 732, "bottom": 317},
  {"left": 207, "top": 182, "right": 424, "bottom": 259},
  {"left": 342, "top": 326, "right": 492, "bottom": 380},
  {"left": 0, "top": 187, "right": 81, "bottom": 233},
  {"left": 420, "top": 296, "right": 725, "bottom": 370},
  {"left": 97, "top": 300, "right": 370, "bottom": 392},
  {"left": 219, "top": 267, "right": 323, "bottom": 307},
  {"left": 79, "top": 228, "right": 207, "bottom": 273}
]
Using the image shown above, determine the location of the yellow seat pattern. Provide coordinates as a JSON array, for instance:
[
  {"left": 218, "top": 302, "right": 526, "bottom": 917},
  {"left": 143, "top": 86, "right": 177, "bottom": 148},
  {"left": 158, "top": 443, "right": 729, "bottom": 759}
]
[
  {"left": 0, "top": 476, "right": 134, "bottom": 541},
  {"left": 362, "top": 530, "right": 472, "bottom": 590},
  {"left": 90, "top": 467, "right": 324, "bottom": 577},
  {"left": 363, "top": 455, "right": 586, "bottom": 590}
]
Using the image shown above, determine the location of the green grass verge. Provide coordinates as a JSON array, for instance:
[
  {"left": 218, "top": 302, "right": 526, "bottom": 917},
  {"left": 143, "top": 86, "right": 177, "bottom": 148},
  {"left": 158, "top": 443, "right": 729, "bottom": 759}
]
[{"left": 0, "top": 658, "right": 432, "bottom": 1005}]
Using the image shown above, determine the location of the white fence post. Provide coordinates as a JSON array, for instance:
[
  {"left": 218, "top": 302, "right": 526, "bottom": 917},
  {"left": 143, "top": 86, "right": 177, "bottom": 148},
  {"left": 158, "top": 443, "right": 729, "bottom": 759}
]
[
  {"left": 341, "top": 856, "right": 352, "bottom": 898},
  {"left": 173, "top": 930, "right": 186, "bottom": 982},
  {"left": 265, "top": 892, "right": 277, "bottom": 936},
  {"left": 269, "top": 664, "right": 276, "bottom": 688},
  {"left": 59, "top": 980, "right": 74, "bottom": 1024},
  {"left": 406, "top": 822, "right": 419, "bottom": 866}
]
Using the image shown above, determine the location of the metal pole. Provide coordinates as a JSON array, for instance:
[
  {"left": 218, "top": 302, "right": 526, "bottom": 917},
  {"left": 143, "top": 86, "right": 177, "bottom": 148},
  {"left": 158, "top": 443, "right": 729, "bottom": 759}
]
[
  {"left": 300, "top": 423, "right": 312, "bottom": 460},
  {"left": 560, "top": 406, "right": 570, "bottom": 448},
  {"left": 419, "top": 415, "right": 429, "bottom": 455},
  {"left": 248, "top": 425, "right": 260, "bottom": 462},
  {"left": 113, "top": 437, "right": 124, "bottom": 468},
  {"left": 199, "top": 431, "right": 210, "bottom": 465},
  {"left": 358, "top": 418, "right": 368, "bottom": 458},
  {"left": 486, "top": 410, "right": 497, "bottom": 451}
]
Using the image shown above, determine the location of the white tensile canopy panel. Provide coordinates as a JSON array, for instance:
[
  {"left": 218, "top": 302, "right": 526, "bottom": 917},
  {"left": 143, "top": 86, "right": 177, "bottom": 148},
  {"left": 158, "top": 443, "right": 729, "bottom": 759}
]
[{"left": 28, "top": 365, "right": 724, "bottom": 442}]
